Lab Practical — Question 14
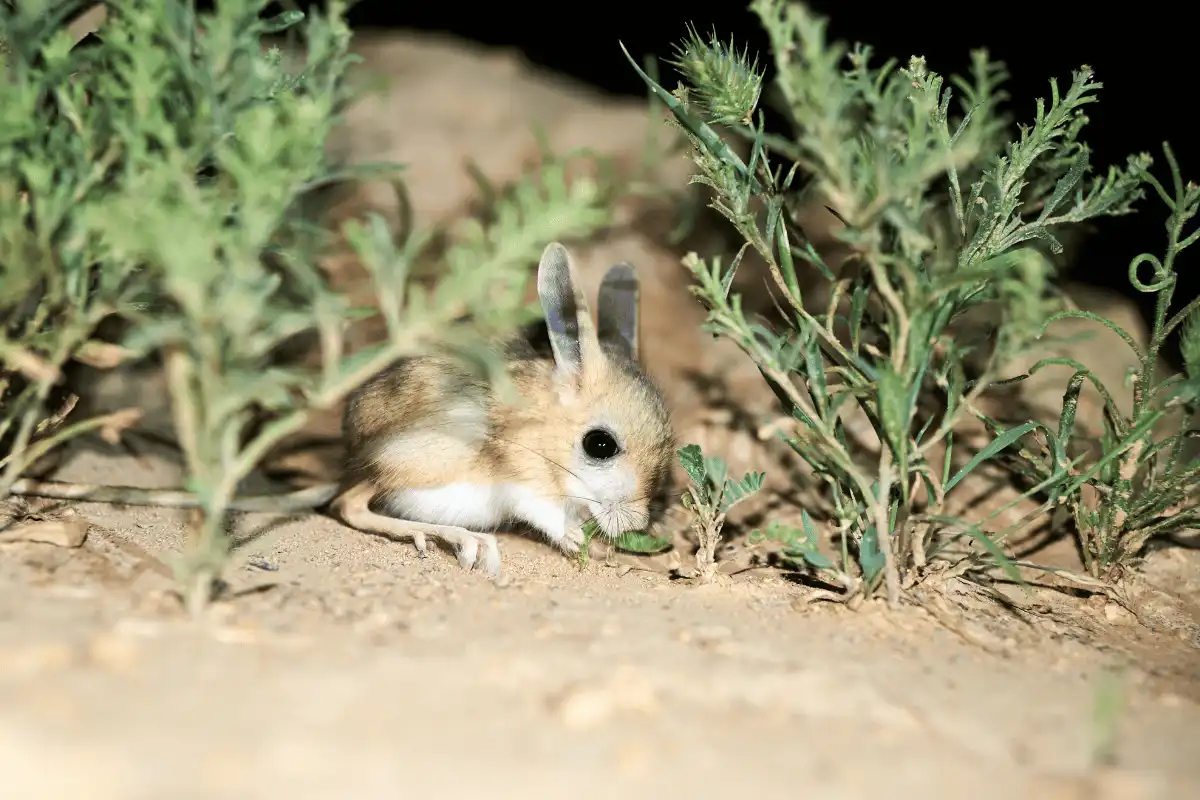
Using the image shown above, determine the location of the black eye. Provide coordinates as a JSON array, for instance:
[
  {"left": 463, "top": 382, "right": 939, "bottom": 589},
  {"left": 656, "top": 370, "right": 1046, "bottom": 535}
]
[{"left": 582, "top": 428, "right": 620, "bottom": 460}]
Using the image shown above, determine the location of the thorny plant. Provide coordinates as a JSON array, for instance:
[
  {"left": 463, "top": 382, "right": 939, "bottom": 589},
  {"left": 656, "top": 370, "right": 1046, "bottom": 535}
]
[
  {"left": 621, "top": 0, "right": 1194, "bottom": 605},
  {"left": 0, "top": 0, "right": 616, "bottom": 612}
]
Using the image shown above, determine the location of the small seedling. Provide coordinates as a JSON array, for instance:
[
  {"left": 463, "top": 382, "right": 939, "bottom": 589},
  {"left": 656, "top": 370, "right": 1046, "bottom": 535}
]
[{"left": 678, "top": 443, "right": 765, "bottom": 581}]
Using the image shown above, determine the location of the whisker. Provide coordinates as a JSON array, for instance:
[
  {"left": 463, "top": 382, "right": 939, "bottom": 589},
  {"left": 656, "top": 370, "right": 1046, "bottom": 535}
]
[
  {"left": 557, "top": 493, "right": 600, "bottom": 504},
  {"left": 490, "top": 434, "right": 585, "bottom": 483}
]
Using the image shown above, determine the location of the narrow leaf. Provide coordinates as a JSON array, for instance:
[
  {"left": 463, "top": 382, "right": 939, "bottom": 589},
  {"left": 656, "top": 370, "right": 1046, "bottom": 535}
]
[
  {"left": 858, "top": 525, "right": 885, "bottom": 583},
  {"left": 945, "top": 421, "right": 1038, "bottom": 492}
]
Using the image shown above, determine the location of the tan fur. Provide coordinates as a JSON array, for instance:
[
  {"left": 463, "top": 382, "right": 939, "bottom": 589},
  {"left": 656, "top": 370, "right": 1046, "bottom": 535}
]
[
  {"left": 342, "top": 356, "right": 493, "bottom": 488},
  {"left": 342, "top": 336, "right": 675, "bottom": 516}
]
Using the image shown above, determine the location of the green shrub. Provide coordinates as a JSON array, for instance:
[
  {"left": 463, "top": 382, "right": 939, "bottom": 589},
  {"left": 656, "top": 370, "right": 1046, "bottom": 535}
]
[
  {"left": 0, "top": 0, "right": 616, "bottom": 611},
  {"left": 626, "top": 0, "right": 1199, "bottom": 601}
]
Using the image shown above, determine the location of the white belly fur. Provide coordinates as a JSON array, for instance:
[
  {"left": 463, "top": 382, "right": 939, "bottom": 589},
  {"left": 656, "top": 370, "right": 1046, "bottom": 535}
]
[{"left": 379, "top": 483, "right": 571, "bottom": 542}]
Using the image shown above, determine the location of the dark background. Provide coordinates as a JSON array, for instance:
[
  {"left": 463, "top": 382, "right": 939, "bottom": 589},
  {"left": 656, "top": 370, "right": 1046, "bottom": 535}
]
[{"left": 273, "top": 1, "right": 1196, "bottom": 368}]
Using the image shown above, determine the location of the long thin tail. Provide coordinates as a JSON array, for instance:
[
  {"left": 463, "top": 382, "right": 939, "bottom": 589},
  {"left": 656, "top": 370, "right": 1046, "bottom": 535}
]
[{"left": 7, "top": 479, "right": 340, "bottom": 513}]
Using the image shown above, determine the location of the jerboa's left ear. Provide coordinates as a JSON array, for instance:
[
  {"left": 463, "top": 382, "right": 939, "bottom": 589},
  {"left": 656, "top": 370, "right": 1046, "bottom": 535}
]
[{"left": 536, "top": 242, "right": 603, "bottom": 375}]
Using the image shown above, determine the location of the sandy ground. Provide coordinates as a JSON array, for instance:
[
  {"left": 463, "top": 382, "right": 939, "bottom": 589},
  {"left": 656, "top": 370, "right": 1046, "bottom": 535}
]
[{"left": 2, "top": 447, "right": 1200, "bottom": 800}]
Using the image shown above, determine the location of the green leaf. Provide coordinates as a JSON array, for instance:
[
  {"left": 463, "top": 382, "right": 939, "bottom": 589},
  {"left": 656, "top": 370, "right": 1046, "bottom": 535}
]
[
  {"left": 858, "top": 525, "right": 886, "bottom": 583},
  {"left": 705, "top": 455, "right": 729, "bottom": 490},
  {"left": 782, "top": 509, "right": 834, "bottom": 569},
  {"left": 721, "top": 470, "right": 764, "bottom": 511},
  {"left": 942, "top": 430, "right": 955, "bottom": 486},
  {"left": 720, "top": 244, "right": 749, "bottom": 299},
  {"left": 803, "top": 549, "right": 835, "bottom": 570},
  {"left": 614, "top": 530, "right": 674, "bottom": 554},
  {"left": 677, "top": 444, "right": 707, "bottom": 488},
  {"left": 875, "top": 364, "right": 909, "bottom": 456},
  {"left": 962, "top": 526, "right": 1023, "bottom": 584},
  {"left": 577, "top": 519, "right": 599, "bottom": 568},
  {"left": 803, "top": 332, "right": 827, "bottom": 415},
  {"left": 945, "top": 421, "right": 1039, "bottom": 492}
]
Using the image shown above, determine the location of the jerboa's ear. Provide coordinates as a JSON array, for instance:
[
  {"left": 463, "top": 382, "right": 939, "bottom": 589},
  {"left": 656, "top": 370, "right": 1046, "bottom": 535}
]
[
  {"left": 536, "top": 242, "right": 601, "bottom": 375},
  {"left": 596, "top": 262, "right": 639, "bottom": 361}
]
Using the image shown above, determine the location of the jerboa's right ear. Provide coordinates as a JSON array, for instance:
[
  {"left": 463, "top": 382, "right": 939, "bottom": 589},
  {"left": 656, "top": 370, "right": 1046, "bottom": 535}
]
[
  {"left": 536, "top": 242, "right": 601, "bottom": 377},
  {"left": 596, "top": 262, "right": 639, "bottom": 361}
]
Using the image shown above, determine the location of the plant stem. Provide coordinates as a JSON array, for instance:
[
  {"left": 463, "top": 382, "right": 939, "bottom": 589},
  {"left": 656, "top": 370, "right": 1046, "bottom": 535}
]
[
  {"left": 0, "top": 409, "right": 137, "bottom": 481},
  {"left": 875, "top": 448, "right": 900, "bottom": 606},
  {"left": 0, "top": 376, "right": 62, "bottom": 498}
]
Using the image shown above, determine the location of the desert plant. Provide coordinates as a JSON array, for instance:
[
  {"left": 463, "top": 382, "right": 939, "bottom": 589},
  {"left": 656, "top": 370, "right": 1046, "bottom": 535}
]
[
  {"left": 623, "top": 0, "right": 1171, "bottom": 604},
  {"left": 0, "top": 0, "right": 617, "bottom": 612},
  {"left": 0, "top": 1, "right": 151, "bottom": 496},
  {"left": 677, "top": 443, "right": 764, "bottom": 581},
  {"left": 1004, "top": 146, "right": 1200, "bottom": 579}
]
